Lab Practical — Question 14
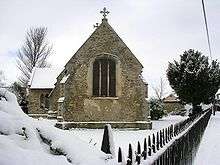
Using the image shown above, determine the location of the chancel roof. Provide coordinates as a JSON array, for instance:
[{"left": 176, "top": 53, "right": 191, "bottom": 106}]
[{"left": 28, "top": 67, "right": 63, "bottom": 89}]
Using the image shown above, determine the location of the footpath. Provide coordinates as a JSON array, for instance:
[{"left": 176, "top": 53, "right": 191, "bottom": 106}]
[{"left": 194, "top": 111, "right": 220, "bottom": 165}]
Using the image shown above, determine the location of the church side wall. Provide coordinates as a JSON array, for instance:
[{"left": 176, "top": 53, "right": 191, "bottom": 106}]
[
  {"left": 49, "top": 85, "right": 60, "bottom": 113},
  {"left": 28, "top": 89, "right": 52, "bottom": 114},
  {"left": 48, "top": 69, "right": 70, "bottom": 114}
]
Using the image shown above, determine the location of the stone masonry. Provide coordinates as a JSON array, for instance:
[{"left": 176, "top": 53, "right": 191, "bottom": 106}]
[
  {"left": 28, "top": 89, "right": 51, "bottom": 114},
  {"left": 28, "top": 13, "right": 152, "bottom": 129}
]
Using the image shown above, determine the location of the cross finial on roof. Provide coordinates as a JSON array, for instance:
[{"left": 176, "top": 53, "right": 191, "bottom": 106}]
[
  {"left": 93, "top": 23, "right": 99, "bottom": 28},
  {"left": 100, "top": 7, "right": 110, "bottom": 20}
]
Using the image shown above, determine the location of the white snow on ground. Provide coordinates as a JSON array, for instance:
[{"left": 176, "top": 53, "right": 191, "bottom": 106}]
[
  {"left": 194, "top": 111, "right": 220, "bottom": 165},
  {"left": 152, "top": 115, "right": 188, "bottom": 130},
  {"left": 71, "top": 115, "right": 187, "bottom": 156},
  {"left": 71, "top": 128, "right": 154, "bottom": 157},
  {"left": 0, "top": 89, "right": 116, "bottom": 165},
  {"left": 0, "top": 88, "right": 191, "bottom": 165}
]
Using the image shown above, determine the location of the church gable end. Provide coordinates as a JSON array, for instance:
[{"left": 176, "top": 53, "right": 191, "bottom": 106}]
[
  {"left": 65, "top": 16, "right": 143, "bottom": 72},
  {"left": 58, "top": 9, "right": 149, "bottom": 127},
  {"left": 30, "top": 8, "right": 151, "bottom": 129}
]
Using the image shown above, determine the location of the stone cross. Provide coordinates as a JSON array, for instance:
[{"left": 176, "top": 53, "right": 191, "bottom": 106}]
[
  {"left": 100, "top": 7, "right": 110, "bottom": 19},
  {"left": 93, "top": 23, "right": 99, "bottom": 28}
]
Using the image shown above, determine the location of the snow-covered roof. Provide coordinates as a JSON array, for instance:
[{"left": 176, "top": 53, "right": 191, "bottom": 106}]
[
  {"left": 163, "top": 94, "right": 180, "bottom": 103},
  {"left": 57, "top": 97, "right": 65, "bottom": 103},
  {"left": 60, "top": 74, "right": 70, "bottom": 84},
  {"left": 28, "top": 67, "right": 63, "bottom": 89}
]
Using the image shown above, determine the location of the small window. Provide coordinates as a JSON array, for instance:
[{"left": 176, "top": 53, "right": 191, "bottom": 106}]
[
  {"left": 45, "top": 94, "right": 50, "bottom": 109},
  {"left": 40, "top": 94, "right": 45, "bottom": 108},
  {"left": 40, "top": 93, "right": 49, "bottom": 110},
  {"left": 93, "top": 58, "right": 116, "bottom": 97}
]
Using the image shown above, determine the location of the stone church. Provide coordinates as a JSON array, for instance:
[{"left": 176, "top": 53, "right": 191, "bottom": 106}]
[{"left": 28, "top": 8, "right": 151, "bottom": 129}]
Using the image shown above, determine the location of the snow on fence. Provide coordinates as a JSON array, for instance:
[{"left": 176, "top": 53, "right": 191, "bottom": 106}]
[{"left": 101, "top": 109, "right": 212, "bottom": 165}]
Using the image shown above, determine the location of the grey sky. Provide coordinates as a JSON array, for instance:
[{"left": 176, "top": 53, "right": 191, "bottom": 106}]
[{"left": 0, "top": 0, "right": 219, "bottom": 97}]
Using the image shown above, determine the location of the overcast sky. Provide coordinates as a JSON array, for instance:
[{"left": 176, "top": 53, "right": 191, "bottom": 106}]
[{"left": 0, "top": 0, "right": 219, "bottom": 97}]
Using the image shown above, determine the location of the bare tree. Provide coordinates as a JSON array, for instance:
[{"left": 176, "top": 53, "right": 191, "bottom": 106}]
[
  {"left": 17, "top": 27, "right": 52, "bottom": 86},
  {"left": 152, "top": 77, "right": 167, "bottom": 101}
]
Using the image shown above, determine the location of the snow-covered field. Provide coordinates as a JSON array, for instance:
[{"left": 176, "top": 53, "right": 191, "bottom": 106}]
[
  {"left": 152, "top": 115, "right": 187, "bottom": 130},
  {"left": 194, "top": 111, "right": 220, "bottom": 165}
]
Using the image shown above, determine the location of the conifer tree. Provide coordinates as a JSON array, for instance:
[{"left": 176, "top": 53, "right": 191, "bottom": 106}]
[
  {"left": 167, "top": 49, "right": 220, "bottom": 114},
  {"left": 149, "top": 98, "right": 164, "bottom": 120}
]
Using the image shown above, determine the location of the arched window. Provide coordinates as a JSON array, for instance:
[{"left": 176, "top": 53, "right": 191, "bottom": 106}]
[
  {"left": 45, "top": 94, "right": 50, "bottom": 109},
  {"left": 40, "top": 93, "right": 50, "bottom": 110},
  {"left": 40, "top": 94, "right": 45, "bottom": 108},
  {"left": 93, "top": 58, "right": 116, "bottom": 97}
]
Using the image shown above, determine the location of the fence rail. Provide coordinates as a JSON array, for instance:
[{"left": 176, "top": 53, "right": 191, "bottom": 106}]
[{"left": 101, "top": 109, "right": 212, "bottom": 165}]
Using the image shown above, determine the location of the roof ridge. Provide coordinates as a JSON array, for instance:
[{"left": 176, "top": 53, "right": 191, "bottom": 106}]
[
  {"left": 64, "top": 20, "right": 105, "bottom": 67},
  {"left": 65, "top": 19, "right": 143, "bottom": 68},
  {"left": 103, "top": 20, "right": 143, "bottom": 68}
]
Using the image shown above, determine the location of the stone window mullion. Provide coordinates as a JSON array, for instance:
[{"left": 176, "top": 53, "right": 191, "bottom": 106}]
[
  {"left": 107, "top": 60, "right": 110, "bottom": 97},
  {"left": 92, "top": 57, "right": 116, "bottom": 97},
  {"left": 99, "top": 60, "right": 102, "bottom": 96}
]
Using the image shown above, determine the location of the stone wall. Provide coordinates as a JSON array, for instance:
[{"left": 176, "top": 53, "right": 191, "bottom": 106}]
[
  {"left": 27, "top": 19, "right": 151, "bottom": 130},
  {"left": 56, "top": 121, "right": 152, "bottom": 130},
  {"left": 49, "top": 69, "right": 68, "bottom": 115},
  {"left": 164, "top": 102, "right": 184, "bottom": 113},
  {"left": 49, "top": 85, "right": 60, "bottom": 113},
  {"left": 55, "top": 19, "right": 150, "bottom": 123},
  {"left": 28, "top": 89, "right": 52, "bottom": 114}
]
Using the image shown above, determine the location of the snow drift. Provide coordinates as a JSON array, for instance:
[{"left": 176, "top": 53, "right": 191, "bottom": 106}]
[{"left": 0, "top": 88, "right": 116, "bottom": 165}]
